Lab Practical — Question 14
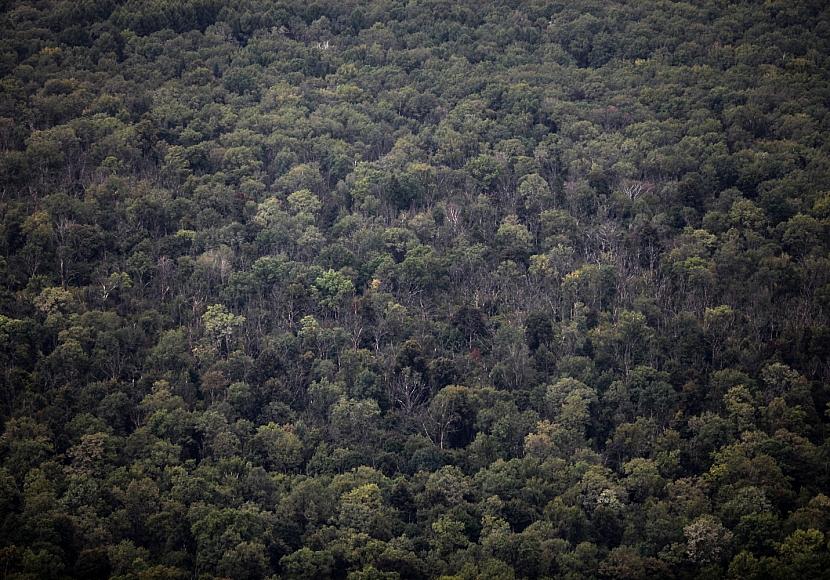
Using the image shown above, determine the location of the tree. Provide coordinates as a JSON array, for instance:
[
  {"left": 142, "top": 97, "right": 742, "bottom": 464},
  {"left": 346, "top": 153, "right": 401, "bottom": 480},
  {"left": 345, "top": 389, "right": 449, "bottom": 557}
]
[
  {"left": 496, "top": 215, "right": 532, "bottom": 263},
  {"left": 704, "top": 305, "right": 736, "bottom": 365},
  {"left": 281, "top": 548, "right": 336, "bottom": 579},
  {"left": 314, "top": 269, "right": 355, "bottom": 313},
  {"left": 337, "top": 483, "right": 395, "bottom": 538},
  {"left": 202, "top": 304, "right": 246, "bottom": 354},
  {"left": 423, "top": 386, "right": 475, "bottom": 449},
  {"left": 684, "top": 515, "right": 733, "bottom": 565},
  {"left": 544, "top": 377, "right": 597, "bottom": 439},
  {"left": 330, "top": 398, "right": 381, "bottom": 449},
  {"left": 217, "top": 541, "right": 270, "bottom": 580},
  {"left": 251, "top": 423, "right": 303, "bottom": 472},
  {"left": 431, "top": 514, "right": 470, "bottom": 556},
  {"left": 451, "top": 305, "right": 489, "bottom": 350},
  {"left": 589, "top": 311, "right": 654, "bottom": 373}
]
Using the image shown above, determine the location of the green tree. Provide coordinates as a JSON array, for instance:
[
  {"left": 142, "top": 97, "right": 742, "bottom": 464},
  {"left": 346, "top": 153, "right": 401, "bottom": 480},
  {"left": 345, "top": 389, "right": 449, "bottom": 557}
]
[
  {"left": 202, "top": 304, "right": 246, "bottom": 353},
  {"left": 251, "top": 423, "right": 303, "bottom": 472},
  {"left": 314, "top": 269, "right": 355, "bottom": 312}
]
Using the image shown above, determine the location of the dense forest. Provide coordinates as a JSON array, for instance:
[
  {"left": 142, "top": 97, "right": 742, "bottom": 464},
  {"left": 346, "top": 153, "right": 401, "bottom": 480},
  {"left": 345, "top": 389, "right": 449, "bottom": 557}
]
[{"left": 1, "top": 0, "right": 830, "bottom": 578}]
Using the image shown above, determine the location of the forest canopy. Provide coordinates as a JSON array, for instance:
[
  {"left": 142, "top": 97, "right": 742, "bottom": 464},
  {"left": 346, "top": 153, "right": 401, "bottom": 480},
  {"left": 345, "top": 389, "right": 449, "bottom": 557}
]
[{"left": 1, "top": 0, "right": 830, "bottom": 578}]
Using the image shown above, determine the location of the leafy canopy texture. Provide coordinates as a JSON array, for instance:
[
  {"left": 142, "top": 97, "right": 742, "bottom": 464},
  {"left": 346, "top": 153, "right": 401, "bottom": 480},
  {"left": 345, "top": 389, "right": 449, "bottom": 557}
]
[{"left": 0, "top": 0, "right": 830, "bottom": 578}]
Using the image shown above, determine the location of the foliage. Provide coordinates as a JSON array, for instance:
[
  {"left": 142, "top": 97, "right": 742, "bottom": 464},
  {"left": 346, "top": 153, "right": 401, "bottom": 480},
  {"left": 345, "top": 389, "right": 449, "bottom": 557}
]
[{"left": 0, "top": 0, "right": 829, "bottom": 577}]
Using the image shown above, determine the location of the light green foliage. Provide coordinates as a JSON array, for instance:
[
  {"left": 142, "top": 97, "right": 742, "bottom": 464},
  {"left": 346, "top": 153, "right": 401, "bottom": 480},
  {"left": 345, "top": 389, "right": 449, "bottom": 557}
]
[
  {"left": 252, "top": 423, "right": 303, "bottom": 471},
  {"left": 495, "top": 215, "right": 532, "bottom": 262},
  {"left": 287, "top": 188, "right": 322, "bottom": 217},
  {"left": 314, "top": 269, "right": 355, "bottom": 310},
  {"left": 331, "top": 397, "right": 380, "bottom": 446},
  {"left": 202, "top": 304, "right": 245, "bottom": 351},
  {"left": 431, "top": 514, "right": 470, "bottom": 555},
  {"left": 544, "top": 377, "right": 597, "bottom": 433}
]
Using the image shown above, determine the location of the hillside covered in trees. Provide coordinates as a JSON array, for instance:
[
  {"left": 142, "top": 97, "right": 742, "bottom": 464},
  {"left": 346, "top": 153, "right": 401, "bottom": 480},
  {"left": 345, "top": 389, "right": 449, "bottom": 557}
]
[{"left": 1, "top": 0, "right": 830, "bottom": 578}]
